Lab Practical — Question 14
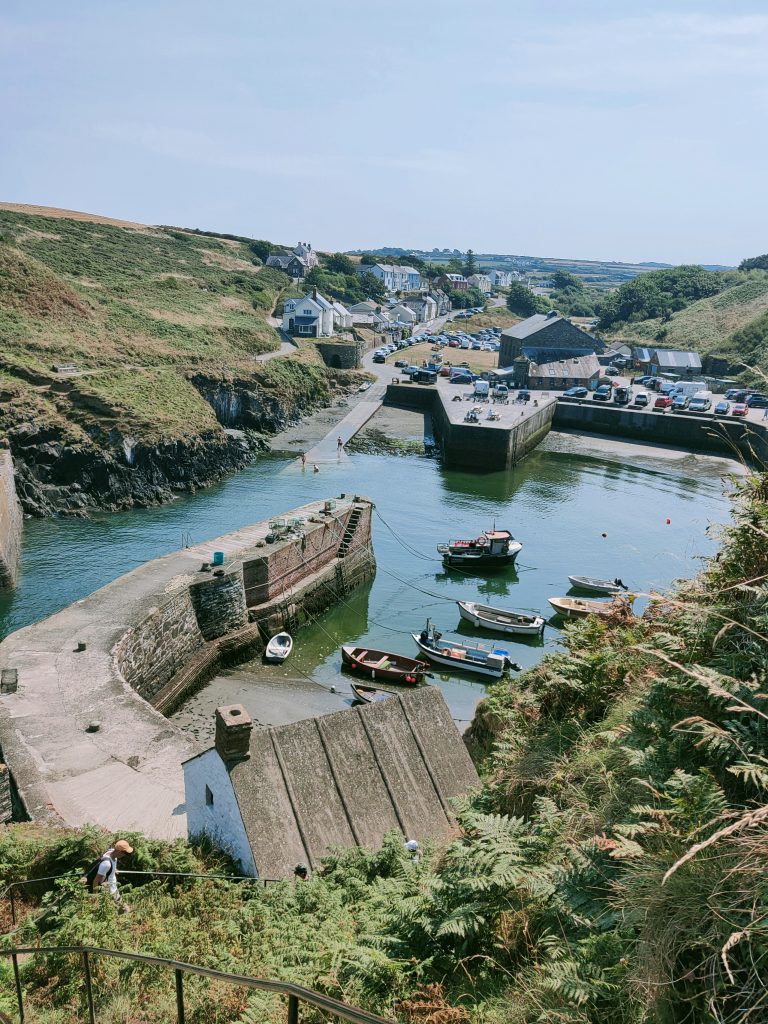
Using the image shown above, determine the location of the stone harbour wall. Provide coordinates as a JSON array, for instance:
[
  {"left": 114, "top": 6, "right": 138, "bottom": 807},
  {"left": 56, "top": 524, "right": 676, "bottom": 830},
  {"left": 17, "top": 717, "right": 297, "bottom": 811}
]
[
  {"left": 0, "top": 450, "right": 22, "bottom": 588},
  {"left": 189, "top": 570, "right": 248, "bottom": 641}
]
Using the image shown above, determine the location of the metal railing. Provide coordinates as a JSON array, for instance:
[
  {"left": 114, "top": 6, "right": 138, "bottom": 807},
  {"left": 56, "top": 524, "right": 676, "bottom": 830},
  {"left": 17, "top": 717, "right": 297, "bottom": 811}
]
[
  {"left": 2, "top": 869, "right": 278, "bottom": 929},
  {"left": 0, "top": 945, "right": 391, "bottom": 1024}
]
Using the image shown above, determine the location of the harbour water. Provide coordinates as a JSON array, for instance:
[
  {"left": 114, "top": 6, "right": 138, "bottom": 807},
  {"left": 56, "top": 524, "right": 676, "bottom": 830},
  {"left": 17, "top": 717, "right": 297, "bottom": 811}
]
[{"left": 0, "top": 441, "right": 737, "bottom": 736}]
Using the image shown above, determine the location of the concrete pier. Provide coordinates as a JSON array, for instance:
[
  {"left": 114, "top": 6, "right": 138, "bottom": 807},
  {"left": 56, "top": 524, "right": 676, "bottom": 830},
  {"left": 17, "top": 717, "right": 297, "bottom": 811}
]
[
  {"left": 0, "top": 497, "right": 375, "bottom": 838},
  {"left": 386, "top": 379, "right": 558, "bottom": 470},
  {"left": 0, "top": 451, "right": 22, "bottom": 588}
]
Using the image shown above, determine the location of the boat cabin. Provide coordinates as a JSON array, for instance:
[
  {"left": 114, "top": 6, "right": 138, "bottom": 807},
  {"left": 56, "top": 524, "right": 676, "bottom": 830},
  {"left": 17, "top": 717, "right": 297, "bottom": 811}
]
[{"left": 450, "top": 530, "right": 513, "bottom": 555}]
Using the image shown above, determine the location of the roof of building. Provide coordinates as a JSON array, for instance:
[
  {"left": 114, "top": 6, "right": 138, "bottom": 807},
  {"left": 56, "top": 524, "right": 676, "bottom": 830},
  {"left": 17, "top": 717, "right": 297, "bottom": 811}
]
[
  {"left": 528, "top": 353, "right": 601, "bottom": 379},
  {"left": 217, "top": 687, "right": 480, "bottom": 879},
  {"left": 442, "top": 273, "right": 466, "bottom": 282},
  {"left": 330, "top": 300, "right": 350, "bottom": 316},
  {"left": 652, "top": 349, "right": 702, "bottom": 369},
  {"left": 267, "top": 252, "right": 305, "bottom": 268}
]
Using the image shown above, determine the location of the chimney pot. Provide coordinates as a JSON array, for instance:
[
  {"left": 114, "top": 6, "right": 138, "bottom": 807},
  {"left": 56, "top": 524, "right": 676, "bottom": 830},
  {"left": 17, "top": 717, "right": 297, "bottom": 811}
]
[{"left": 215, "top": 704, "right": 252, "bottom": 763}]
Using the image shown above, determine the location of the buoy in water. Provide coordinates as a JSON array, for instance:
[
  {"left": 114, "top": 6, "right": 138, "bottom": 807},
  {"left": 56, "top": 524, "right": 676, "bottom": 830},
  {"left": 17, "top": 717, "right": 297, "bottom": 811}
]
[
  {"left": 601, "top": 532, "right": 607, "bottom": 537},
  {"left": 666, "top": 517, "right": 671, "bottom": 524}
]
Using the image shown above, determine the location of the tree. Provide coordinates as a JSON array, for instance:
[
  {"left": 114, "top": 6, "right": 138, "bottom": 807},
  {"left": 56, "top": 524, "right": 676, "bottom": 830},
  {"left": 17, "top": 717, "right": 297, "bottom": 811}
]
[
  {"left": 463, "top": 249, "right": 477, "bottom": 278},
  {"left": 250, "top": 240, "right": 275, "bottom": 262},
  {"left": 445, "top": 258, "right": 464, "bottom": 274},
  {"left": 552, "top": 270, "right": 583, "bottom": 292},
  {"left": 739, "top": 254, "right": 768, "bottom": 272},
  {"left": 354, "top": 271, "right": 387, "bottom": 303},
  {"left": 506, "top": 282, "right": 544, "bottom": 317},
  {"left": 359, "top": 253, "right": 378, "bottom": 265},
  {"left": 324, "top": 252, "right": 356, "bottom": 275}
]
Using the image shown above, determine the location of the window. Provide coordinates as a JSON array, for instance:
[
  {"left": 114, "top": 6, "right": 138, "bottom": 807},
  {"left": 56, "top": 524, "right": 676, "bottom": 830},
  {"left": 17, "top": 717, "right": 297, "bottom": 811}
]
[
  {"left": 303, "top": 308, "right": 313, "bottom": 315},
  {"left": 205, "top": 785, "right": 214, "bottom": 807},
  {"left": 299, "top": 325, "right": 313, "bottom": 335}
]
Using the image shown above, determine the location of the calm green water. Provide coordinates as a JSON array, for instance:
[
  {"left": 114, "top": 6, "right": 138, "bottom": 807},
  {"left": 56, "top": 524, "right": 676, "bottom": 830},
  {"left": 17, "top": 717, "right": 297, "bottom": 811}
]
[{"left": 0, "top": 445, "right": 733, "bottom": 727}]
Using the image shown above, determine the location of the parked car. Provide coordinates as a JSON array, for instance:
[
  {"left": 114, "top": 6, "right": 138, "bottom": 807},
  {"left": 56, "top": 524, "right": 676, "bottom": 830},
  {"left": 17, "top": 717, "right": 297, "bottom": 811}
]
[
  {"left": 401, "top": 365, "right": 420, "bottom": 376},
  {"left": 394, "top": 359, "right": 408, "bottom": 368},
  {"left": 450, "top": 373, "right": 475, "bottom": 385},
  {"left": 563, "top": 386, "right": 588, "bottom": 398},
  {"left": 593, "top": 384, "right": 612, "bottom": 402},
  {"left": 654, "top": 395, "right": 673, "bottom": 410},
  {"left": 688, "top": 396, "right": 712, "bottom": 412},
  {"left": 746, "top": 394, "right": 768, "bottom": 408},
  {"left": 732, "top": 402, "right": 748, "bottom": 417},
  {"left": 633, "top": 391, "right": 649, "bottom": 407},
  {"left": 714, "top": 400, "right": 730, "bottom": 416},
  {"left": 634, "top": 376, "right": 654, "bottom": 386},
  {"left": 412, "top": 369, "right": 437, "bottom": 384},
  {"left": 605, "top": 365, "right": 621, "bottom": 375},
  {"left": 671, "top": 394, "right": 689, "bottom": 411},
  {"left": 372, "top": 353, "right": 386, "bottom": 364},
  {"left": 724, "top": 389, "right": 743, "bottom": 401}
]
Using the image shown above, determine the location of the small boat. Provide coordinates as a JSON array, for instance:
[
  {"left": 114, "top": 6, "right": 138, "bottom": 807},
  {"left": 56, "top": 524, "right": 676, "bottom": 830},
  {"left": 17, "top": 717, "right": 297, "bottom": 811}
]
[
  {"left": 265, "top": 631, "right": 293, "bottom": 662},
  {"left": 568, "top": 575, "right": 628, "bottom": 595},
  {"left": 548, "top": 597, "right": 615, "bottom": 620},
  {"left": 437, "top": 529, "right": 522, "bottom": 569},
  {"left": 457, "top": 600, "right": 545, "bottom": 636},
  {"left": 350, "top": 682, "right": 398, "bottom": 704},
  {"left": 341, "top": 645, "right": 427, "bottom": 684},
  {"left": 411, "top": 620, "right": 519, "bottom": 679}
]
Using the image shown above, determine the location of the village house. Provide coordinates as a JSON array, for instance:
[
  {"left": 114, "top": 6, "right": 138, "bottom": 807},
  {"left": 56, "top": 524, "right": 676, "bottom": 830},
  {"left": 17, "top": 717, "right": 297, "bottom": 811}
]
[
  {"left": 428, "top": 288, "right": 452, "bottom": 315},
  {"left": 635, "top": 347, "right": 703, "bottom": 378},
  {"left": 438, "top": 272, "right": 468, "bottom": 291},
  {"left": 488, "top": 269, "right": 517, "bottom": 287},
  {"left": 402, "top": 294, "right": 437, "bottom": 322},
  {"left": 387, "top": 303, "right": 418, "bottom": 326},
  {"left": 282, "top": 290, "right": 351, "bottom": 337},
  {"left": 347, "top": 299, "right": 391, "bottom": 327},
  {"left": 467, "top": 273, "right": 492, "bottom": 294},
  {"left": 357, "top": 263, "right": 422, "bottom": 292},
  {"left": 265, "top": 241, "right": 319, "bottom": 278}
]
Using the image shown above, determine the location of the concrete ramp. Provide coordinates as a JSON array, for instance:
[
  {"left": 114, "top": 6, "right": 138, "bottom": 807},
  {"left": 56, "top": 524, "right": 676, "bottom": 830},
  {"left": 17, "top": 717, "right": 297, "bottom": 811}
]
[{"left": 222, "top": 687, "right": 479, "bottom": 878}]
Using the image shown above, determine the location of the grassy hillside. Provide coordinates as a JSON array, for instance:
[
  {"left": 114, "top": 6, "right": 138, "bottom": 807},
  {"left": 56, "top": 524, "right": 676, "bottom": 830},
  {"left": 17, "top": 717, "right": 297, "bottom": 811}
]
[
  {"left": 0, "top": 207, "right": 333, "bottom": 513},
  {"left": 3, "top": 473, "right": 767, "bottom": 1022}
]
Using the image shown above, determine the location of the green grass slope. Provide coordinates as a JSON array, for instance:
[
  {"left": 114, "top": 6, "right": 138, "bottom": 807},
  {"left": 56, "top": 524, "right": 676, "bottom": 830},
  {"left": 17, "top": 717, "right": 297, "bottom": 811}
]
[
  {"left": 0, "top": 207, "right": 333, "bottom": 512},
  {"left": 3, "top": 474, "right": 767, "bottom": 1023}
]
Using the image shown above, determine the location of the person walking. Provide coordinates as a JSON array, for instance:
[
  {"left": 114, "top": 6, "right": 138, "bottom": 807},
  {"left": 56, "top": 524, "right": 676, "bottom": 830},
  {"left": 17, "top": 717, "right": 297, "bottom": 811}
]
[
  {"left": 91, "top": 838, "right": 133, "bottom": 908},
  {"left": 337, "top": 436, "right": 344, "bottom": 454},
  {"left": 300, "top": 452, "right": 306, "bottom": 468}
]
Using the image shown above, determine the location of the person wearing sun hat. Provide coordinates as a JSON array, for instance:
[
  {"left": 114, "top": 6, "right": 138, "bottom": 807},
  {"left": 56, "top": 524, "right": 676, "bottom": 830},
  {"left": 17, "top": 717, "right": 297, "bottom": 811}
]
[{"left": 93, "top": 838, "right": 134, "bottom": 905}]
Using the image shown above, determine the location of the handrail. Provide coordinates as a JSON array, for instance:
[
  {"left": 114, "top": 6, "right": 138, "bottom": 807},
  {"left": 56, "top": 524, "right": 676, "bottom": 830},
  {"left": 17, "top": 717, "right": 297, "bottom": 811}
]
[{"left": 0, "top": 945, "right": 392, "bottom": 1024}]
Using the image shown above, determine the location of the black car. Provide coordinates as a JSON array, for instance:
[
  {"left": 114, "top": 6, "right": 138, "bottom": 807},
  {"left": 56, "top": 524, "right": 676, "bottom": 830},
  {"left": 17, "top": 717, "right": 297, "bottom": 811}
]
[
  {"left": 450, "top": 373, "right": 474, "bottom": 385},
  {"left": 746, "top": 394, "right": 768, "bottom": 408},
  {"left": 372, "top": 354, "right": 386, "bottom": 364},
  {"left": 394, "top": 359, "right": 408, "bottom": 368}
]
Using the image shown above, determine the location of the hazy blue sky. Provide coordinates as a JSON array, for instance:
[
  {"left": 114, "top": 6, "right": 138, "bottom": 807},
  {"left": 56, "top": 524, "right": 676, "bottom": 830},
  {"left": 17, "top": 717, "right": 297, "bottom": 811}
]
[{"left": 2, "top": 1, "right": 766, "bottom": 264}]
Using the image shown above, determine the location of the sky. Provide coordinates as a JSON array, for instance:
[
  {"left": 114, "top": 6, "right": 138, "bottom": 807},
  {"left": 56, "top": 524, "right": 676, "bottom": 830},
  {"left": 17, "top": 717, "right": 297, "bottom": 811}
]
[{"left": 2, "top": 1, "right": 767, "bottom": 265}]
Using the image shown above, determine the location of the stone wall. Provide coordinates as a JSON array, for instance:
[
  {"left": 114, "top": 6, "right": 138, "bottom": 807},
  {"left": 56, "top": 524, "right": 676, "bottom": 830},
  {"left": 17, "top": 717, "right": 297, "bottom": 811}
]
[
  {"left": 0, "top": 450, "right": 22, "bottom": 588},
  {"left": 432, "top": 393, "right": 557, "bottom": 470},
  {"left": 189, "top": 570, "right": 248, "bottom": 641},
  {"left": 314, "top": 336, "right": 365, "bottom": 370},
  {"left": 113, "top": 589, "right": 205, "bottom": 702}
]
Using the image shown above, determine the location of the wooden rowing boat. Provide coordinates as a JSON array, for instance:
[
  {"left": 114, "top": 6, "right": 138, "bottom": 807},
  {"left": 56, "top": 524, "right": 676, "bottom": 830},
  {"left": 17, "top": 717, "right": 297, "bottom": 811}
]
[
  {"left": 350, "top": 682, "right": 398, "bottom": 704},
  {"left": 548, "top": 596, "right": 614, "bottom": 619},
  {"left": 457, "top": 600, "right": 545, "bottom": 636},
  {"left": 341, "top": 645, "right": 427, "bottom": 683}
]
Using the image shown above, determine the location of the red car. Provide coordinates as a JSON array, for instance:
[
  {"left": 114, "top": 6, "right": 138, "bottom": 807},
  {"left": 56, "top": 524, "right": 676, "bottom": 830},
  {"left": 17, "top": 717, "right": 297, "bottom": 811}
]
[
  {"left": 654, "top": 395, "right": 673, "bottom": 409},
  {"left": 731, "top": 402, "right": 748, "bottom": 417}
]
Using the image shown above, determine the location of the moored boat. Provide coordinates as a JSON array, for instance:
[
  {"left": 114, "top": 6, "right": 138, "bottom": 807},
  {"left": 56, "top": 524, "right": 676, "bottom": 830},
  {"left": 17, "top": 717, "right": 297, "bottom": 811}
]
[
  {"left": 457, "top": 600, "right": 545, "bottom": 636},
  {"left": 548, "top": 596, "right": 615, "bottom": 619},
  {"left": 341, "top": 645, "right": 427, "bottom": 684},
  {"left": 411, "top": 620, "right": 520, "bottom": 679},
  {"left": 568, "top": 575, "right": 628, "bottom": 595},
  {"left": 437, "top": 529, "right": 522, "bottom": 568},
  {"left": 350, "top": 682, "right": 398, "bottom": 704},
  {"left": 265, "top": 631, "right": 293, "bottom": 662}
]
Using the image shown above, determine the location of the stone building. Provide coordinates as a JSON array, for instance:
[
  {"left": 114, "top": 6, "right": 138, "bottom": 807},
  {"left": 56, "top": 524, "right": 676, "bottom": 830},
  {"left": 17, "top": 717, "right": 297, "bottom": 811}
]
[
  {"left": 501, "top": 311, "right": 602, "bottom": 391},
  {"left": 266, "top": 242, "right": 319, "bottom": 278},
  {"left": 183, "top": 687, "right": 480, "bottom": 878}
]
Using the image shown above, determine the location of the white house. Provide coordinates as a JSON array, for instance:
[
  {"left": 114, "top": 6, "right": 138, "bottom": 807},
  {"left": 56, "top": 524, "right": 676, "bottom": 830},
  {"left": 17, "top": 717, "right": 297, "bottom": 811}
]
[
  {"left": 467, "top": 274, "right": 492, "bottom": 294},
  {"left": 282, "top": 290, "right": 351, "bottom": 337},
  {"left": 387, "top": 303, "right": 418, "bottom": 325},
  {"left": 358, "top": 263, "right": 422, "bottom": 292},
  {"left": 489, "top": 269, "right": 516, "bottom": 288},
  {"left": 402, "top": 295, "right": 437, "bottom": 322}
]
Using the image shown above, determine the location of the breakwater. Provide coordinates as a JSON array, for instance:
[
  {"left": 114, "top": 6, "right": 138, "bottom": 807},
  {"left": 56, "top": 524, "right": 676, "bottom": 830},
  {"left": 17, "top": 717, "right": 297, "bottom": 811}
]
[
  {"left": 0, "top": 450, "right": 22, "bottom": 589},
  {"left": 0, "top": 497, "right": 375, "bottom": 838},
  {"left": 553, "top": 400, "right": 768, "bottom": 462},
  {"left": 385, "top": 382, "right": 557, "bottom": 470}
]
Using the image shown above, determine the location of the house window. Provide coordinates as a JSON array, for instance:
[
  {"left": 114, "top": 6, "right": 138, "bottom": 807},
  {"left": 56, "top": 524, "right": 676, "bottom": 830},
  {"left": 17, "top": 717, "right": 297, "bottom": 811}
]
[
  {"left": 562, "top": 378, "right": 568, "bottom": 386},
  {"left": 303, "top": 308, "right": 313, "bottom": 315},
  {"left": 205, "top": 785, "right": 214, "bottom": 807},
  {"left": 537, "top": 378, "right": 544, "bottom": 386},
  {"left": 299, "top": 325, "right": 313, "bottom": 335}
]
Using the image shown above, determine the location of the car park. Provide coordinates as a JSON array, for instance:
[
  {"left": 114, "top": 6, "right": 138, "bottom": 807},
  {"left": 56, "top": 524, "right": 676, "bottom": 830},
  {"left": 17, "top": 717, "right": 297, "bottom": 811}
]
[
  {"left": 671, "top": 394, "right": 689, "bottom": 411},
  {"left": 563, "top": 386, "right": 588, "bottom": 397},
  {"left": 714, "top": 400, "right": 730, "bottom": 415},
  {"left": 654, "top": 395, "right": 673, "bottom": 409},
  {"left": 732, "top": 402, "right": 748, "bottom": 417},
  {"left": 633, "top": 390, "right": 649, "bottom": 407}
]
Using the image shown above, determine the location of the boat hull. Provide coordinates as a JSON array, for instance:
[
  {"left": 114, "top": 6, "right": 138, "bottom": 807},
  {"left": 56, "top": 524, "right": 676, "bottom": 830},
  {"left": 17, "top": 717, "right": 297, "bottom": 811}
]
[
  {"left": 442, "top": 547, "right": 521, "bottom": 569},
  {"left": 548, "top": 597, "right": 612, "bottom": 619},
  {"left": 457, "top": 601, "right": 544, "bottom": 636},
  {"left": 411, "top": 635, "right": 506, "bottom": 678},
  {"left": 350, "top": 682, "right": 397, "bottom": 704},
  {"left": 567, "top": 575, "right": 625, "bottom": 595},
  {"left": 341, "top": 645, "right": 425, "bottom": 684},
  {"left": 265, "top": 632, "right": 293, "bottom": 662}
]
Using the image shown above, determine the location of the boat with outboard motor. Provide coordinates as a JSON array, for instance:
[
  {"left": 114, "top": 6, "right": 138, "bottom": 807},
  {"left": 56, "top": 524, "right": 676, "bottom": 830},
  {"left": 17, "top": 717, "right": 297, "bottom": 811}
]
[
  {"left": 568, "top": 575, "right": 628, "bottom": 595},
  {"left": 457, "top": 600, "right": 545, "bottom": 636},
  {"left": 341, "top": 645, "right": 427, "bottom": 683},
  {"left": 437, "top": 528, "right": 522, "bottom": 568},
  {"left": 411, "top": 620, "right": 521, "bottom": 678}
]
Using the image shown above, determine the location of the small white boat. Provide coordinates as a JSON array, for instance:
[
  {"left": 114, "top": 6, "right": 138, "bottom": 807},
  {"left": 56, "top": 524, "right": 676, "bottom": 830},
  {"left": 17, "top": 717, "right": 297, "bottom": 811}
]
[
  {"left": 549, "top": 597, "right": 615, "bottom": 620},
  {"left": 457, "top": 600, "right": 545, "bottom": 636},
  {"left": 265, "top": 631, "right": 293, "bottom": 663},
  {"left": 568, "top": 575, "right": 628, "bottom": 595}
]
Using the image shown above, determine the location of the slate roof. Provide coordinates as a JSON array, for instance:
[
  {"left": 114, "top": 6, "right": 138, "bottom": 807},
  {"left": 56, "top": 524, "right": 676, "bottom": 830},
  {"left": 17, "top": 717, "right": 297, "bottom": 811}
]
[{"left": 528, "top": 353, "right": 601, "bottom": 379}]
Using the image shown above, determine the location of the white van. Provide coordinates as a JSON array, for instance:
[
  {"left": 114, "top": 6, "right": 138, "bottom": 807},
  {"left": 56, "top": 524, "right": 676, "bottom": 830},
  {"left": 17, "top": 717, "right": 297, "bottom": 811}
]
[
  {"left": 689, "top": 390, "right": 713, "bottom": 412},
  {"left": 474, "top": 380, "right": 490, "bottom": 398}
]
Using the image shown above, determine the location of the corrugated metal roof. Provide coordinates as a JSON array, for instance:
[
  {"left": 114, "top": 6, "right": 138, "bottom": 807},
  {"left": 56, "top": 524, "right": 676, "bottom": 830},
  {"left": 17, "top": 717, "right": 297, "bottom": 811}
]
[{"left": 653, "top": 350, "right": 702, "bottom": 369}]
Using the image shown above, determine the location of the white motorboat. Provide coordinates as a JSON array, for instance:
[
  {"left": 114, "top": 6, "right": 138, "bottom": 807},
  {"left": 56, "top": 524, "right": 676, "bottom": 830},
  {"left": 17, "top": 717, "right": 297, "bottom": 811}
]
[
  {"left": 265, "top": 631, "right": 293, "bottom": 663},
  {"left": 411, "top": 621, "right": 520, "bottom": 679},
  {"left": 457, "top": 600, "right": 545, "bottom": 636},
  {"left": 568, "top": 575, "right": 628, "bottom": 595}
]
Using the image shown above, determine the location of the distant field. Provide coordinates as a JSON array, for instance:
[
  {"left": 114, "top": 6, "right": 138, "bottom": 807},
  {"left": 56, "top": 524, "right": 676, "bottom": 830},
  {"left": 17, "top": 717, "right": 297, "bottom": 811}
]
[{"left": 0, "top": 201, "right": 148, "bottom": 229}]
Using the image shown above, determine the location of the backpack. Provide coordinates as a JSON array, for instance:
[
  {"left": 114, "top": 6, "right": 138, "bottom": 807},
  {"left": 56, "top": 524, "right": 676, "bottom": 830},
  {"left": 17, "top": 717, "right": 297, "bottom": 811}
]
[{"left": 82, "top": 856, "right": 113, "bottom": 892}]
